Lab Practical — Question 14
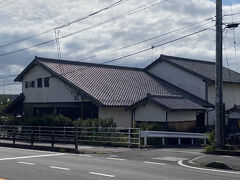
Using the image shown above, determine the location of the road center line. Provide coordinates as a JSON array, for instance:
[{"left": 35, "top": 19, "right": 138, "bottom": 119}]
[
  {"left": 144, "top": 161, "right": 166, "bottom": 166},
  {"left": 49, "top": 166, "right": 70, "bottom": 171},
  {"left": 178, "top": 160, "right": 240, "bottom": 175},
  {"left": 107, "top": 157, "right": 125, "bottom": 161},
  {"left": 0, "top": 153, "right": 64, "bottom": 161},
  {"left": 17, "top": 162, "right": 35, "bottom": 165},
  {"left": 89, "top": 172, "right": 115, "bottom": 178}
]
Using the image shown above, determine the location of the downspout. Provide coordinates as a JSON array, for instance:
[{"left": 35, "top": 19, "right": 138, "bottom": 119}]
[
  {"left": 205, "top": 81, "right": 215, "bottom": 130},
  {"left": 131, "top": 110, "right": 135, "bottom": 128},
  {"left": 165, "top": 111, "right": 168, "bottom": 130}
]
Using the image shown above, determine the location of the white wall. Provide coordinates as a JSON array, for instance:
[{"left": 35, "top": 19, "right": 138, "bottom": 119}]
[
  {"left": 168, "top": 111, "right": 196, "bottom": 122},
  {"left": 208, "top": 83, "right": 240, "bottom": 125},
  {"left": 134, "top": 102, "right": 196, "bottom": 123},
  {"left": 148, "top": 61, "right": 206, "bottom": 99},
  {"left": 134, "top": 102, "right": 166, "bottom": 122},
  {"left": 22, "top": 64, "right": 85, "bottom": 103},
  {"left": 99, "top": 107, "right": 132, "bottom": 128},
  {"left": 228, "top": 112, "right": 240, "bottom": 119}
]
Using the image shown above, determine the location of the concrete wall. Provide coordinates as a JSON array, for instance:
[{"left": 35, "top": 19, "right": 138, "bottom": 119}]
[
  {"left": 134, "top": 102, "right": 196, "bottom": 122},
  {"left": 99, "top": 107, "right": 132, "bottom": 128},
  {"left": 22, "top": 65, "right": 85, "bottom": 103},
  {"left": 147, "top": 61, "right": 206, "bottom": 99},
  {"left": 134, "top": 103, "right": 166, "bottom": 122},
  {"left": 208, "top": 83, "right": 240, "bottom": 125},
  {"left": 168, "top": 111, "right": 196, "bottom": 122},
  {"left": 228, "top": 112, "right": 240, "bottom": 119}
]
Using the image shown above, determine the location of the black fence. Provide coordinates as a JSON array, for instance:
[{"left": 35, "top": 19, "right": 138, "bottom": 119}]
[{"left": 0, "top": 125, "right": 141, "bottom": 150}]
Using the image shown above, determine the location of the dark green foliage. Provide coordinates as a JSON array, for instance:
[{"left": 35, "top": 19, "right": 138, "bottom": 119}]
[
  {"left": 73, "top": 118, "right": 116, "bottom": 128},
  {"left": 205, "top": 131, "right": 216, "bottom": 152},
  {"left": 134, "top": 122, "right": 165, "bottom": 131}
]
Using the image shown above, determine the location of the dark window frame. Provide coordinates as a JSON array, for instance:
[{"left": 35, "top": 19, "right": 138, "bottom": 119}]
[
  {"left": 37, "top": 78, "right": 42, "bottom": 88},
  {"left": 25, "top": 81, "right": 28, "bottom": 88},
  {"left": 44, "top": 77, "right": 50, "bottom": 87}
]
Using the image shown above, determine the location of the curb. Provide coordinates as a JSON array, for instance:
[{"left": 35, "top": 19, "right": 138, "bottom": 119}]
[{"left": 178, "top": 160, "right": 240, "bottom": 175}]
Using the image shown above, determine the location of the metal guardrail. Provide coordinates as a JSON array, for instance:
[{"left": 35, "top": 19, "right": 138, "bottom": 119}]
[
  {"left": 0, "top": 125, "right": 141, "bottom": 150},
  {"left": 141, "top": 131, "right": 208, "bottom": 146}
]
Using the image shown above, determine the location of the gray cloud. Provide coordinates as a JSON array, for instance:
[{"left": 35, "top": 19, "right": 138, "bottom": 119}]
[{"left": 0, "top": 0, "right": 240, "bottom": 94}]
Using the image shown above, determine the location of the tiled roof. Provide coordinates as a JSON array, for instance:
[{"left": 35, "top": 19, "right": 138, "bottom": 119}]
[
  {"left": 225, "top": 105, "right": 240, "bottom": 114},
  {"left": 150, "top": 95, "right": 204, "bottom": 110},
  {"left": 146, "top": 55, "right": 240, "bottom": 83},
  {"left": 15, "top": 56, "right": 213, "bottom": 108}
]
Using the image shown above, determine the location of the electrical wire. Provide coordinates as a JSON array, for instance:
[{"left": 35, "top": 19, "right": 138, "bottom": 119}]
[
  {"left": 0, "top": 0, "right": 18, "bottom": 9},
  {"left": 0, "top": 0, "right": 130, "bottom": 49},
  {"left": 53, "top": 28, "right": 208, "bottom": 77},
  {"left": 0, "top": 0, "right": 167, "bottom": 50},
  {"left": 0, "top": 28, "right": 208, "bottom": 87},
  {"left": 0, "top": 18, "right": 213, "bottom": 80},
  {"left": 77, "top": 17, "right": 213, "bottom": 62},
  {"left": 0, "top": 74, "right": 18, "bottom": 79}
]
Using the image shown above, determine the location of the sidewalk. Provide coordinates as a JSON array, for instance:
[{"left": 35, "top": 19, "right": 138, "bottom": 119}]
[
  {"left": 190, "top": 153, "right": 240, "bottom": 171},
  {"left": 0, "top": 139, "right": 132, "bottom": 154}
]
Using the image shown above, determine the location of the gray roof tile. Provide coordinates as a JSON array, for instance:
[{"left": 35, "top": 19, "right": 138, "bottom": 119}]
[
  {"left": 159, "top": 55, "right": 240, "bottom": 83},
  {"left": 150, "top": 95, "right": 204, "bottom": 110},
  {"left": 16, "top": 56, "right": 213, "bottom": 108}
]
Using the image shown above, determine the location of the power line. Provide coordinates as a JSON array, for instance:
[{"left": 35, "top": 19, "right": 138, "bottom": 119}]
[
  {"left": 0, "top": 18, "right": 213, "bottom": 80},
  {"left": 0, "top": 0, "right": 130, "bottom": 49},
  {"left": 0, "top": 0, "right": 18, "bottom": 9},
  {"left": 77, "top": 18, "right": 213, "bottom": 62},
  {"left": 0, "top": 74, "right": 18, "bottom": 79},
  {"left": 53, "top": 28, "right": 208, "bottom": 77},
  {"left": 0, "top": 28, "right": 207, "bottom": 87},
  {"left": 0, "top": 0, "right": 167, "bottom": 51},
  {"left": 104, "top": 29, "right": 207, "bottom": 64},
  {"left": 0, "top": 82, "right": 21, "bottom": 87}
]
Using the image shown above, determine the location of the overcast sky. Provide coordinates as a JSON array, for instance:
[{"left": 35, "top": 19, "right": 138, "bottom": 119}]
[{"left": 0, "top": 0, "right": 240, "bottom": 94}]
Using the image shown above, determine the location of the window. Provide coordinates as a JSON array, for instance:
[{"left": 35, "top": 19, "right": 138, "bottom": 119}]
[
  {"left": 44, "top": 77, "right": 49, "bottom": 87},
  {"left": 25, "top": 81, "right": 28, "bottom": 88},
  {"left": 37, "top": 78, "right": 42, "bottom": 88}
]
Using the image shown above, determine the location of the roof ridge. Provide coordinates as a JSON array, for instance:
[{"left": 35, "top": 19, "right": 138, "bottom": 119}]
[
  {"left": 161, "top": 54, "right": 215, "bottom": 64},
  {"left": 146, "top": 93, "right": 182, "bottom": 99},
  {"left": 36, "top": 56, "right": 143, "bottom": 71}
]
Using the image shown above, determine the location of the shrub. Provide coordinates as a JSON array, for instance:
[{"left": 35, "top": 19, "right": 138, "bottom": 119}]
[
  {"left": 134, "top": 122, "right": 165, "bottom": 131},
  {"left": 205, "top": 131, "right": 216, "bottom": 152},
  {"left": 73, "top": 118, "right": 116, "bottom": 128}
]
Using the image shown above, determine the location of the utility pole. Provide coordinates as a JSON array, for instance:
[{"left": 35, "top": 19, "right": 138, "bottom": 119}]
[{"left": 215, "top": 0, "right": 224, "bottom": 148}]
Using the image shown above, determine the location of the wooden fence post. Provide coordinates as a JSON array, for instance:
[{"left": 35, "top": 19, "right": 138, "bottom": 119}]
[
  {"left": 128, "top": 128, "right": 131, "bottom": 148},
  {"left": 75, "top": 126, "right": 78, "bottom": 152},
  {"left": 30, "top": 130, "right": 34, "bottom": 147},
  {"left": 51, "top": 130, "right": 54, "bottom": 148},
  {"left": 13, "top": 130, "right": 16, "bottom": 145}
]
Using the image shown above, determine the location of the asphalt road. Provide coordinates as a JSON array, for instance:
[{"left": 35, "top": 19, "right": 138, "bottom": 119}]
[{"left": 0, "top": 147, "right": 239, "bottom": 180}]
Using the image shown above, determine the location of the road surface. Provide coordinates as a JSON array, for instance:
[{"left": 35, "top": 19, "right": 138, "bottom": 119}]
[{"left": 0, "top": 147, "right": 239, "bottom": 180}]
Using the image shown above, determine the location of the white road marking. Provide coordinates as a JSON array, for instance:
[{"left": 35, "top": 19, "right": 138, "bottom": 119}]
[
  {"left": 178, "top": 160, "right": 240, "bottom": 175},
  {"left": 17, "top": 162, "right": 35, "bottom": 165},
  {"left": 49, "top": 166, "right": 70, "bottom": 171},
  {"left": 0, "top": 153, "right": 64, "bottom": 161},
  {"left": 158, "top": 149, "right": 201, "bottom": 155},
  {"left": 78, "top": 154, "right": 92, "bottom": 157},
  {"left": 107, "top": 157, "right": 125, "bottom": 161},
  {"left": 152, "top": 157, "right": 188, "bottom": 162},
  {"left": 144, "top": 161, "right": 166, "bottom": 166},
  {"left": 188, "top": 155, "right": 205, "bottom": 165},
  {"left": 89, "top": 172, "right": 115, "bottom": 178}
]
